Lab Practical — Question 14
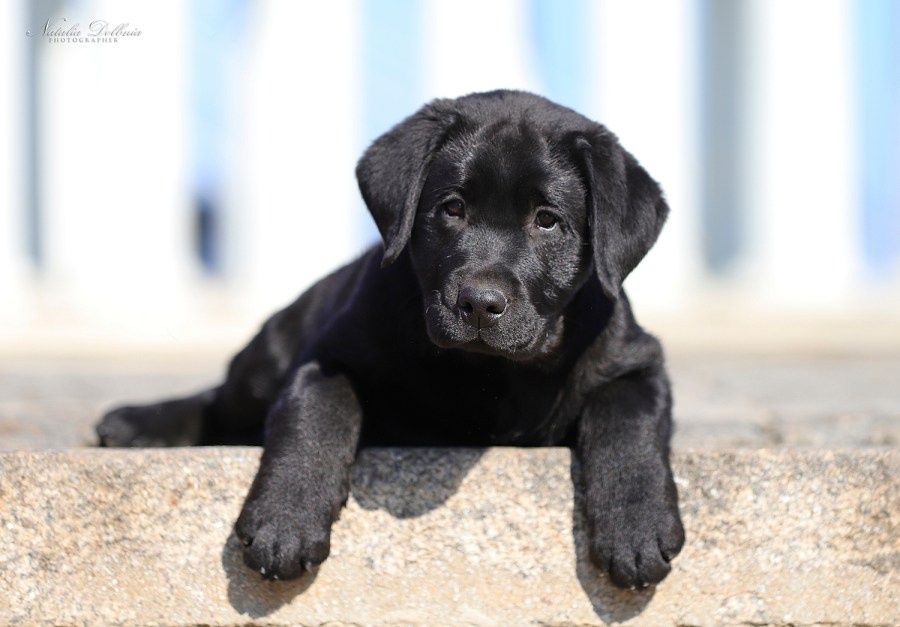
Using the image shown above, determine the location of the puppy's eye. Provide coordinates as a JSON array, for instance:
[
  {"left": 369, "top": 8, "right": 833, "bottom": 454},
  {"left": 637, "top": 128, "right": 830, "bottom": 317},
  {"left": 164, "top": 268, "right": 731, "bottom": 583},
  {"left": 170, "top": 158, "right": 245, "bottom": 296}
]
[
  {"left": 441, "top": 199, "right": 465, "bottom": 218},
  {"left": 535, "top": 210, "right": 558, "bottom": 230}
]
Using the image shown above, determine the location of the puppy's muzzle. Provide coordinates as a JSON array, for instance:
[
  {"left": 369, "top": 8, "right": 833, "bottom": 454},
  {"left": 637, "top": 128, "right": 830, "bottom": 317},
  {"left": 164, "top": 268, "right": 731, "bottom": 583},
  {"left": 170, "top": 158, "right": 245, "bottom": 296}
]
[{"left": 456, "top": 285, "right": 508, "bottom": 329}]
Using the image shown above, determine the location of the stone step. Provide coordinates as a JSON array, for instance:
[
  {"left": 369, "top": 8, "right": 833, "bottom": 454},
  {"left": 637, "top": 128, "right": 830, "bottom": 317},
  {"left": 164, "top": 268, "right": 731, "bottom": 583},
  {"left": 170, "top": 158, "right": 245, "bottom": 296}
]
[{"left": 0, "top": 448, "right": 897, "bottom": 625}]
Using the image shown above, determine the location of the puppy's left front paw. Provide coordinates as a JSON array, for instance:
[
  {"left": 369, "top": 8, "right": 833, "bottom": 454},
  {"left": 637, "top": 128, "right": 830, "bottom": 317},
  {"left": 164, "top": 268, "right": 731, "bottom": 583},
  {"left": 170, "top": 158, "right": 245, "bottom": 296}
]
[
  {"left": 587, "top": 489, "right": 684, "bottom": 589},
  {"left": 235, "top": 494, "right": 333, "bottom": 581}
]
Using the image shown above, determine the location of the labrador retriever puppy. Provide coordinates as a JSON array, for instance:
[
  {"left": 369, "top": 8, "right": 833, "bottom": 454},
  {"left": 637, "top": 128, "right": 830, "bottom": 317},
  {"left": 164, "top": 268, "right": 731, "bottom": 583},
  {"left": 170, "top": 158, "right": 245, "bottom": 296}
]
[{"left": 97, "top": 90, "right": 684, "bottom": 588}]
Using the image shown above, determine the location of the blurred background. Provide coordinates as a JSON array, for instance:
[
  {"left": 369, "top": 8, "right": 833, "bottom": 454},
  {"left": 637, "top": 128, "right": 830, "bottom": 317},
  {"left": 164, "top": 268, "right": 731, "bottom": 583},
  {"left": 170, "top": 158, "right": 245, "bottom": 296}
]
[{"left": 0, "top": 0, "right": 898, "bottom": 450}]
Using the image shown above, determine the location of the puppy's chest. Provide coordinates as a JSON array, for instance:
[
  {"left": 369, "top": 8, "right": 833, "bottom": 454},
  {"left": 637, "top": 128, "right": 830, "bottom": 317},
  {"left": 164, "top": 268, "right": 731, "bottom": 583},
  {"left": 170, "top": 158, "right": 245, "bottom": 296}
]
[{"left": 359, "top": 365, "right": 573, "bottom": 446}]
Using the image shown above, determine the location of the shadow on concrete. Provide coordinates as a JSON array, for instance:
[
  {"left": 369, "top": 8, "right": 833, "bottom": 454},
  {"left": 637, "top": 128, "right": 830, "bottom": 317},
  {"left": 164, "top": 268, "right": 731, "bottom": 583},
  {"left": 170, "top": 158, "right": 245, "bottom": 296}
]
[
  {"left": 219, "top": 448, "right": 651, "bottom": 620},
  {"left": 221, "top": 531, "right": 318, "bottom": 618},
  {"left": 569, "top": 456, "right": 656, "bottom": 622},
  {"left": 220, "top": 447, "right": 482, "bottom": 617},
  {"left": 352, "top": 447, "right": 485, "bottom": 518}
]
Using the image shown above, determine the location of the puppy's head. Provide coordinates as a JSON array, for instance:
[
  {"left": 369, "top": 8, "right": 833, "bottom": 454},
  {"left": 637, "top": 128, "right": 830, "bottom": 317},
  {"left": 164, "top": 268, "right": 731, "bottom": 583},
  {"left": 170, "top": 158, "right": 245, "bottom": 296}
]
[{"left": 357, "top": 91, "right": 668, "bottom": 361}]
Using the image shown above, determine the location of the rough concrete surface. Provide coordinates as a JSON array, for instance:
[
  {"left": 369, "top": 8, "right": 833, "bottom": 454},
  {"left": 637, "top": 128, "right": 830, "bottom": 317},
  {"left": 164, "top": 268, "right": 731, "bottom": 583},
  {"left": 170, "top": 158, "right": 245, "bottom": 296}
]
[{"left": 0, "top": 447, "right": 897, "bottom": 625}]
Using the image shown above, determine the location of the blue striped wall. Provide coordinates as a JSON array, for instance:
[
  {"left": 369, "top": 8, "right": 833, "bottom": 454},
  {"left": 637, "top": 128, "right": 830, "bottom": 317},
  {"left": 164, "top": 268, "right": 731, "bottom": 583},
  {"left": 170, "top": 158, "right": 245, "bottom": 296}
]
[
  {"left": 698, "top": 0, "right": 747, "bottom": 275},
  {"left": 528, "top": 0, "right": 592, "bottom": 115},
  {"left": 857, "top": 0, "right": 900, "bottom": 275},
  {"left": 190, "top": 0, "right": 247, "bottom": 272},
  {"left": 358, "top": 0, "right": 423, "bottom": 245},
  {"left": 360, "top": 0, "right": 423, "bottom": 147},
  {"left": 157, "top": 1, "right": 900, "bottom": 281}
]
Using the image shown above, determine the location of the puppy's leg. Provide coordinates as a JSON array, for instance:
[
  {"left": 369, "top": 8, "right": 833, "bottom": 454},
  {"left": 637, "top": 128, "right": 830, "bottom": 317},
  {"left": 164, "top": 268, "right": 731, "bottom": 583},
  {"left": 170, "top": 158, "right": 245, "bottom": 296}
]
[
  {"left": 235, "top": 361, "right": 362, "bottom": 579},
  {"left": 97, "top": 300, "right": 310, "bottom": 447},
  {"left": 576, "top": 365, "right": 684, "bottom": 588},
  {"left": 97, "top": 388, "right": 216, "bottom": 447},
  {"left": 97, "top": 326, "right": 289, "bottom": 447},
  {"left": 95, "top": 338, "right": 281, "bottom": 447}
]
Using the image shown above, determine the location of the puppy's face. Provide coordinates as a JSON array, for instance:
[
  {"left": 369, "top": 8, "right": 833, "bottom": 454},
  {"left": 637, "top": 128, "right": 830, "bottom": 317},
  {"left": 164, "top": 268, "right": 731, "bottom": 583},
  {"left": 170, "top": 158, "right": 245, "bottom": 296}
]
[
  {"left": 409, "top": 122, "right": 591, "bottom": 361},
  {"left": 357, "top": 91, "right": 670, "bottom": 363}
]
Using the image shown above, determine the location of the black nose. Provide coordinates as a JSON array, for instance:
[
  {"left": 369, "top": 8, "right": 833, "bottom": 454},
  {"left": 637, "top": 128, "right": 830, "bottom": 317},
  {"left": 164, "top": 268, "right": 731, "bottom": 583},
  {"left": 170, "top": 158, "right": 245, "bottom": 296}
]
[{"left": 456, "top": 285, "right": 508, "bottom": 328}]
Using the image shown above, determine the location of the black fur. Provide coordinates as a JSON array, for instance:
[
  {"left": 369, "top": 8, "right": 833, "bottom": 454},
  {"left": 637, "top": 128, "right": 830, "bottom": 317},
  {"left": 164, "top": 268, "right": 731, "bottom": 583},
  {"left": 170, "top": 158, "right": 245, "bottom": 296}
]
[{"left": 97, "top": 90, "right": 684, "bottom": 588}]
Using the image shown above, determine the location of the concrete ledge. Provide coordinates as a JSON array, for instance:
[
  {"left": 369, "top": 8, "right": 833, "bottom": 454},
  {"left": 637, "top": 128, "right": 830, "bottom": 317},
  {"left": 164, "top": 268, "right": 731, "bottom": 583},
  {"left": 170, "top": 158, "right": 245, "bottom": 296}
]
[{"left": 0, "top": 448, "right": 897, "bottom": 625}]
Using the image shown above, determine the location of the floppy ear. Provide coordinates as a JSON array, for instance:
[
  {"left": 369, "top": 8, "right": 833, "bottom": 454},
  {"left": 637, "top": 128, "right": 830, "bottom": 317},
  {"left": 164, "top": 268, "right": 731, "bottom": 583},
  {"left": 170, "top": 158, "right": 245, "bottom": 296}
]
[
  {"left": 575, "top": 130, "right": 669, "bottom": 300},
  {"left": 356, "top": 101, "right": 458, "bottom": 266}
]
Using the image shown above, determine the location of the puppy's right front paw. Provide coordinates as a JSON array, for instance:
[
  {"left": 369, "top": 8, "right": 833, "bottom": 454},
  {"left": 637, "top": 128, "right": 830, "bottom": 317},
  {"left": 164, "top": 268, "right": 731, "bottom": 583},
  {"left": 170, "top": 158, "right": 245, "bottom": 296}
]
[{"left": 235, "top": 496, "right": 332, "bottom": 580}]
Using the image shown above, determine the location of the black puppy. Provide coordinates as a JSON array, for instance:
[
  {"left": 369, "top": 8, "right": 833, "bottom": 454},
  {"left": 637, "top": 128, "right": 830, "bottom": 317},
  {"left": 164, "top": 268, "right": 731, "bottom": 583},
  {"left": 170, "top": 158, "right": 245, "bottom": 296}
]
[{"left": 97, "top": 90, "right": 684, "bottom": 588}]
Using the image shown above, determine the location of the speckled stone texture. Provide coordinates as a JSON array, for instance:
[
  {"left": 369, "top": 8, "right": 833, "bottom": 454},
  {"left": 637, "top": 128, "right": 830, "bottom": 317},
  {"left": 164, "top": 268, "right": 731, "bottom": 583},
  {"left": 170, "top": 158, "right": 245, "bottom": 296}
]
[{"left": 0, "top": 448, "right": 897, "bottom": 625}]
